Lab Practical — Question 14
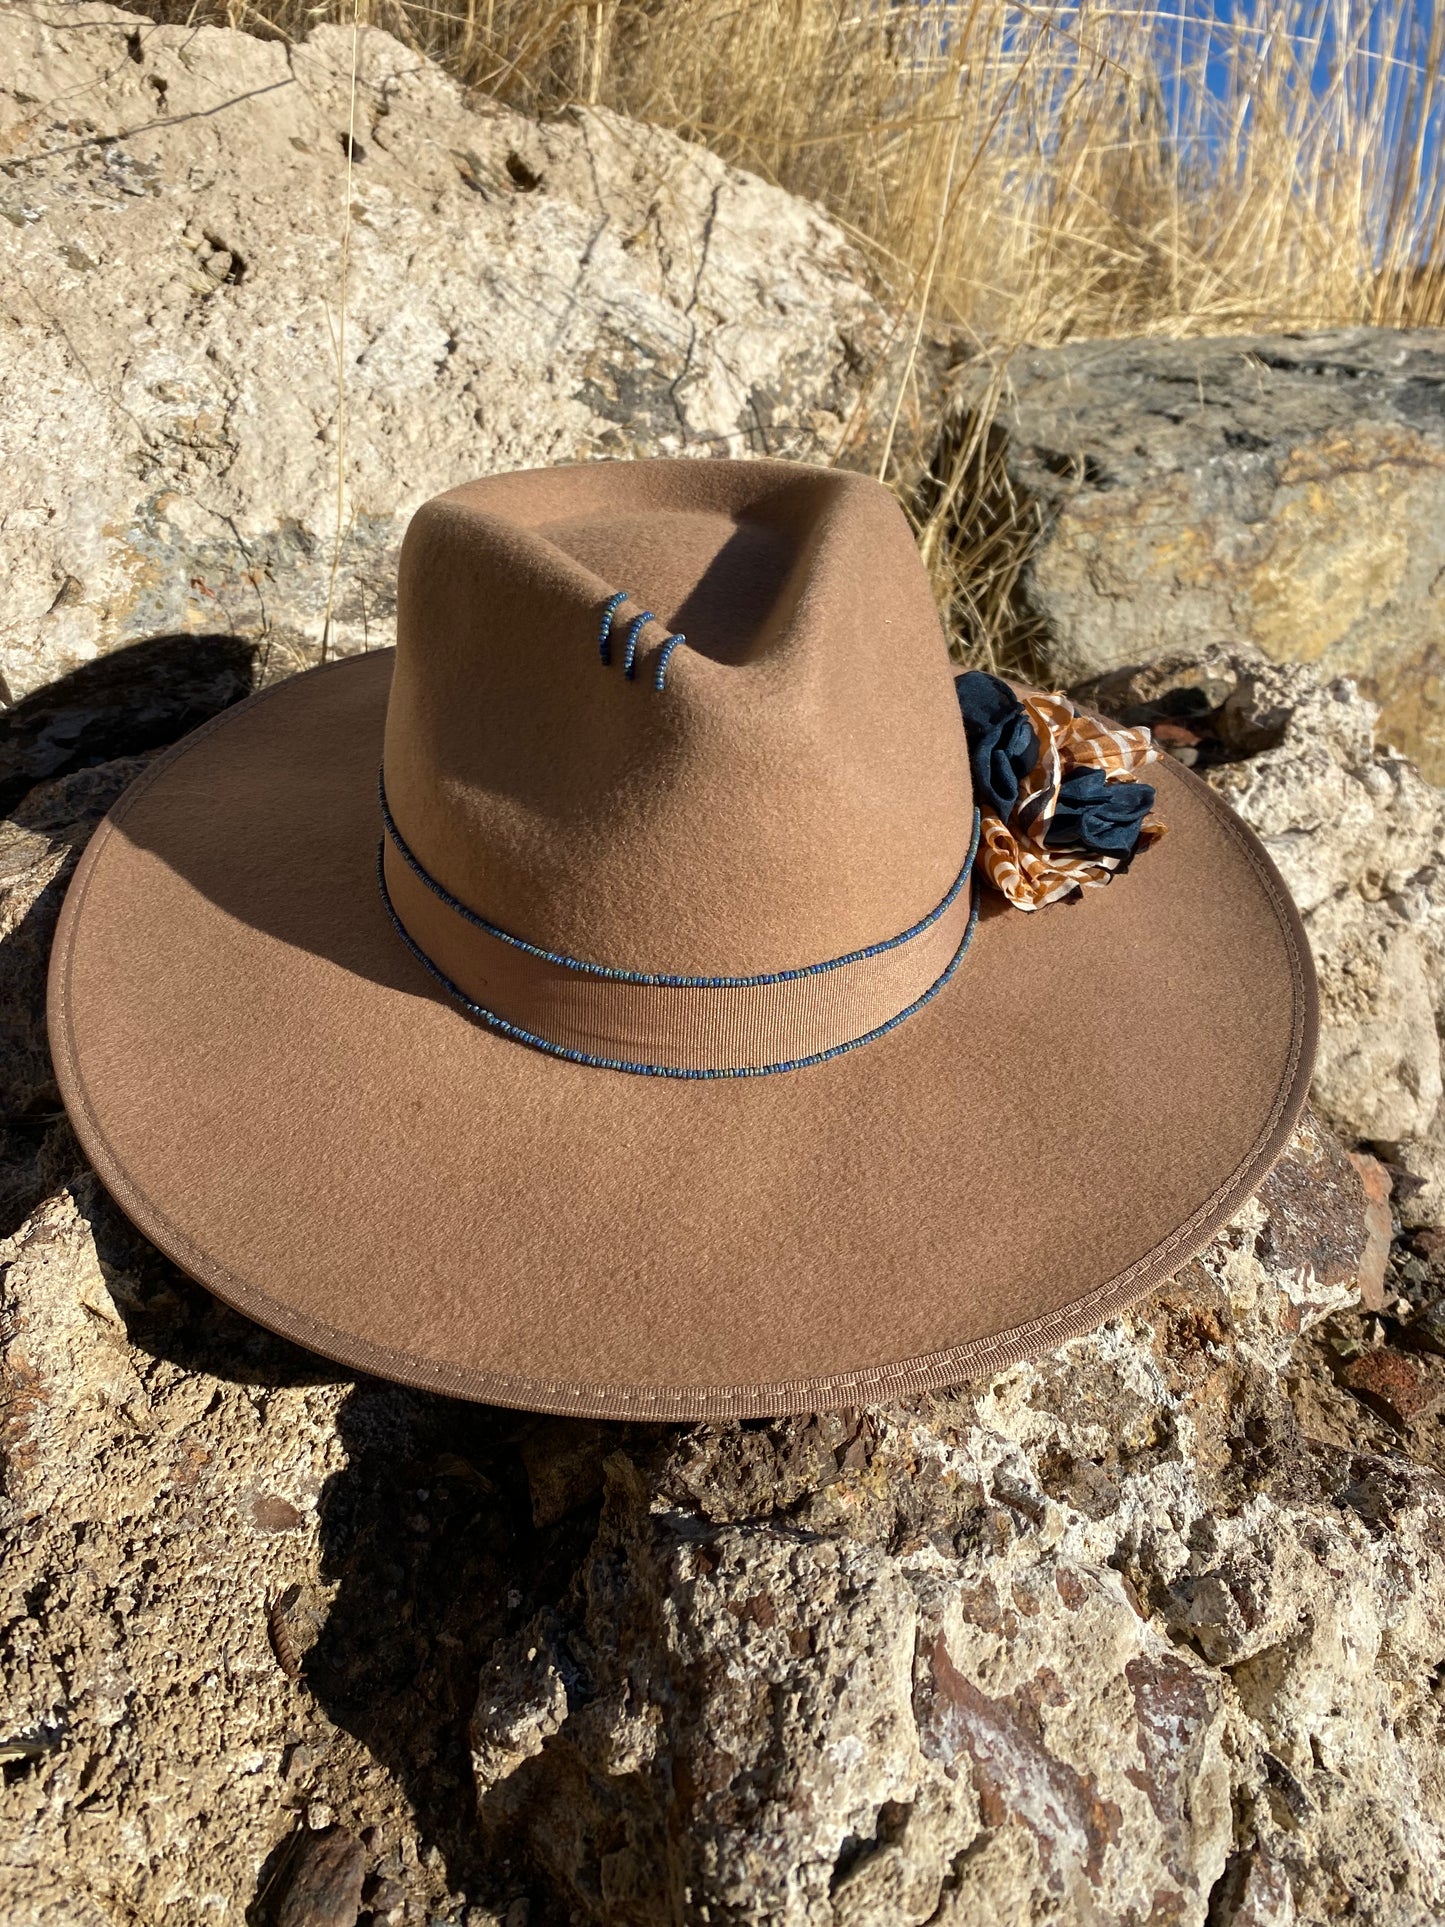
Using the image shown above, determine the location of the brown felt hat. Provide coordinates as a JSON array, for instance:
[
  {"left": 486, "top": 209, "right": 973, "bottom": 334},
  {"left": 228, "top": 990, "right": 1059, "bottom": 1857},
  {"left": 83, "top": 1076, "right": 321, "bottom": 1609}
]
[{"left": 48, "top": 458, "right": 1316, "bottom": 1420}]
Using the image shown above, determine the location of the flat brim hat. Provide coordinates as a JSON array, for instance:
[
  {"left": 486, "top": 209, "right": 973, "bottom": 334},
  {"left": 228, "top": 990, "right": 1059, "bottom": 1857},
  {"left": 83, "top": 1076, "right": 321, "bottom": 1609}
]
[{"left": 48, "top": 459, "right": 1316, "bottom": 1420}]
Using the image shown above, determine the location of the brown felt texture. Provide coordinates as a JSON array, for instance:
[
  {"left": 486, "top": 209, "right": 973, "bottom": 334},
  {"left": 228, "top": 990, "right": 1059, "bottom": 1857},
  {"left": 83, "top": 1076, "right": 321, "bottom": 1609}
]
[
  {"left": 47, "top": 459, "right": 1317, "bottom": 1420},
  {"left": 382, "top": 460, "right": 972, "bottom": 971}
]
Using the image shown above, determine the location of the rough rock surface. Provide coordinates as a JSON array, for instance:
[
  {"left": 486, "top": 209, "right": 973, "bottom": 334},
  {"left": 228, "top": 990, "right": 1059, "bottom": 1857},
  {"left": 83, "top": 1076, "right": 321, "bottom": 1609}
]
[
  {"left": 0, "top": 1172, "right": 536, "bottom": 1926},
  {"left": 0, "top": 2, "right": 899, "bottom": 702},
  {"left": 1074, "top": 646, "right": 1445, "bottom": 1190},
  {"left": 4, "top": 655, "right": 1445, "bottom": 1924},
  {"left": 950, "top": 331, "right": 1445, "bottom": 778}
]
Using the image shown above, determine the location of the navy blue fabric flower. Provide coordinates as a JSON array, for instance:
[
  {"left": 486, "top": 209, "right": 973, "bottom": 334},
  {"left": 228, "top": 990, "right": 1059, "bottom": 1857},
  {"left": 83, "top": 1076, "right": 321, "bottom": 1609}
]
[
  {"left": 1044, "top": 766, "right": 1156, "bottom": 854},
  {"left": 954, "top": 671, "right": 1039, "bottom": 821}
]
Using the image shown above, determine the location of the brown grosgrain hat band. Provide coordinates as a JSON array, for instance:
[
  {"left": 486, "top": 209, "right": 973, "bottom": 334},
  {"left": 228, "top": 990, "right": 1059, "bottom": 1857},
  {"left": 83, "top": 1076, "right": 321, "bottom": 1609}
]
[{"left": 378, "top": 775, "right": 982, "bottom": 1076}]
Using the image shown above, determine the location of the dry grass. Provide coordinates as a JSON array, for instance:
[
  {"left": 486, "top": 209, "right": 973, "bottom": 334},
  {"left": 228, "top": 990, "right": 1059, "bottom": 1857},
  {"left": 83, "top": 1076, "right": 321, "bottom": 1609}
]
[{"left": 127, "top": 0, "right": 1445, "bottom": 665}]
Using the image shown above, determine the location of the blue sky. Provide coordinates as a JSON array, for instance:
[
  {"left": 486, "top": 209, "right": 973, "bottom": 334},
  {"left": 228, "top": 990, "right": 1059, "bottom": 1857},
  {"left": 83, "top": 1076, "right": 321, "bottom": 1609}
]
[{"left": 1152, "top": 0, "right": 1443, "bottom": 255}]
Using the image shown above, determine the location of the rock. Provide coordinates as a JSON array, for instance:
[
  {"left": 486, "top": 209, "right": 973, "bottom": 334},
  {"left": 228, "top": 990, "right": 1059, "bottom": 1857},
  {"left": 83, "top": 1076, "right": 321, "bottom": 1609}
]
[
  {"left": 1213, "top": 1847, "right": 1297, "bottom": 1927},
  {"left": 1346, "top": 1152, "right": 1394, "bottom": 1311},
  {"left": 0, "top": 1174, "right": 552, "bottom": 1924},
  {"left": 515, "top": 1419, "right": 609, "bottom": 1530},
  {"left": 1410, "top": 1300, "right": 1445, "bottom": 1360},
  {"left": 272, "top": 1825, "right": 367, "bottom": 1927},
  {"left": 949, "top": 330, "right": 1445, "bottom": 777},
  {"left": 1074, "top": 644, "right": 1445, "bottom": 1158},
  {"left": 1376, "top": 1114, "right": 1445, "bottom": 1236},
  {"left": 0, "top": 1, "right": 900, "bottom": 702},
  {"left": 1336, "top": 1346, "right": 1445, "bottom": 1430},
  {"left": 1311, "top": 917, "right": 1441, "bottom": 1141}
]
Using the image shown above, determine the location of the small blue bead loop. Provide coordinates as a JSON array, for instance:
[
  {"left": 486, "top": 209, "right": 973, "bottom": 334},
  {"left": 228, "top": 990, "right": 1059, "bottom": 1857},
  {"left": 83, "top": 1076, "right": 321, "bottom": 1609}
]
[
  {"left": 653, "top": 633, "right": 686, "bottom": 691},
  {"left": 622, "top": 612, "right": 653, "bottom": 681},
  {"left": 599, "top": 591, "right": 629, "bottom": 665}
]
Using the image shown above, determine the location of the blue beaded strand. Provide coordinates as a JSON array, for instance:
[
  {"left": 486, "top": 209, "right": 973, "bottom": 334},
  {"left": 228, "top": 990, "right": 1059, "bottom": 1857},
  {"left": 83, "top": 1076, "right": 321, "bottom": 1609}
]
[
  {"left": 377, "top": 837, "right": 981, "bottom": 1080},
  {"left": 622, "top": 611, "right": 653, "bottom": 680},
  {"left": 598, "top": 590, "right": 629, "bottom": 665},
  {"left": 653, "top": 633, "right": 686, "bottom": 691},
  {"left": 379, "top": 770, "right": 979, "bottom": 989}
]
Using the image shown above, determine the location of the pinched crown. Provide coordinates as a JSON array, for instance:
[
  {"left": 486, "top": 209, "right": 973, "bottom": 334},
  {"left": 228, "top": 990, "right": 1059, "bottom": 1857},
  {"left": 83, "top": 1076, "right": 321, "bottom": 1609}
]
[{"left": 382, "top": 458, "right": 973, "bottom": 976}]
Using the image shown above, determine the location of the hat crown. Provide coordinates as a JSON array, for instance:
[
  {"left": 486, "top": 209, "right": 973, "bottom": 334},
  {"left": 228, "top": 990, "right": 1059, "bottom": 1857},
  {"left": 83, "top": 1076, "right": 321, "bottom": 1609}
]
[{"left": 382, "top": 459, "right": 973, "bottom": 974}]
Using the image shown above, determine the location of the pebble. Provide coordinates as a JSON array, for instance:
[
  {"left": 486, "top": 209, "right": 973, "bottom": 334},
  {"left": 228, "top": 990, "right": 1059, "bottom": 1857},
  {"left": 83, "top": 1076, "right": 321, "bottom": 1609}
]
[
  {"left": 1408, "top": 1298, "right": 1445, "bottom": 1359},
  {"left": 1338, "top": 1347, "right": 1445, "bottom": 1428},
  {"left": 273, "top": 1825, "right": 367, "bottom": 1927}
]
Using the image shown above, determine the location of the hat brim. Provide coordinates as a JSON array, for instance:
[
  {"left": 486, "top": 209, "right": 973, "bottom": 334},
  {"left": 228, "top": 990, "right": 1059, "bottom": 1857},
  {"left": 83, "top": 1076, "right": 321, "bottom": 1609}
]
[{"left": 49, "top": 651, "right": 1315, "bottom": 1420}]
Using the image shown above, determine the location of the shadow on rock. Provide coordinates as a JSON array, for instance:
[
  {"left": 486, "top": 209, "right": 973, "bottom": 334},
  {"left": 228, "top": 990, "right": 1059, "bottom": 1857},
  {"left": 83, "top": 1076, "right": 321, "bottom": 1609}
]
[
  {"left": 0, "top": 631, "right": 259, "bottom": 814},
  {"left": 299, "top": 1393, "right": 644, "bottom": 1913},
  {"left": 1, "top": 633, "right": 270, "bottom": 1232},
  {"left": 0, "top": 1113, "right": 84, "bottom": 1245},
  {"left": 85, "top": 1177, "right": 350, "bottom": 1392}
]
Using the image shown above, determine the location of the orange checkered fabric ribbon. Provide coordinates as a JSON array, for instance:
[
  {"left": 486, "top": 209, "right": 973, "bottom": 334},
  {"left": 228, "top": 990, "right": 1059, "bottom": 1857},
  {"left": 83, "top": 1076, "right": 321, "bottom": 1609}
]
[{"left": 955, "top": 674, "right": 1168, "bottom": 912}]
